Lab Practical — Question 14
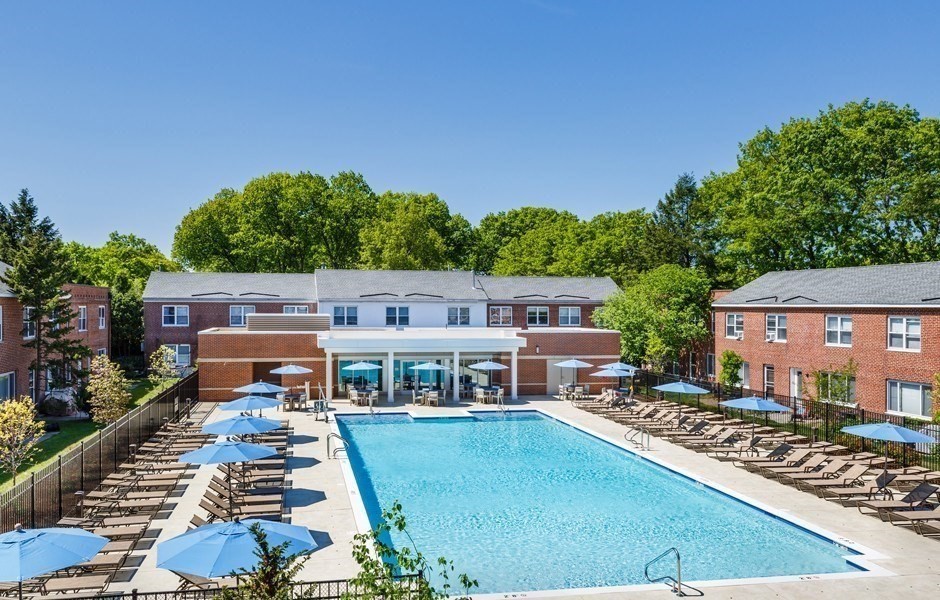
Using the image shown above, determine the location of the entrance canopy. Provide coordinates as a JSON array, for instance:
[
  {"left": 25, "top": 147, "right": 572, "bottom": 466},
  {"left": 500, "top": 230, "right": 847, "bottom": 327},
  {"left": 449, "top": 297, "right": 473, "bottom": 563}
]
[{"left": 317, "top": 327, "right": 526, "bottom": 354}]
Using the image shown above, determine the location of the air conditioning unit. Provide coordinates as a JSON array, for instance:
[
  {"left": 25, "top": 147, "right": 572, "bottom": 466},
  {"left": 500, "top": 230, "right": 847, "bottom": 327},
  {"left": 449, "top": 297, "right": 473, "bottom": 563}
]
[
  {"left": 735, "top": 334, "right": 744, "bottom": 341},
  {"left": 765, "top": 334, "right": 776, "bottom": 343}
]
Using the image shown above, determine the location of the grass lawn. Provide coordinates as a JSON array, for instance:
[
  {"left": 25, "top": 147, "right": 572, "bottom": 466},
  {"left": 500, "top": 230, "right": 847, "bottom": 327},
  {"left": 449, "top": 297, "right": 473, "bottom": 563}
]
[{"left": 0, "top": 377, "right": 179, "bottom": 491}]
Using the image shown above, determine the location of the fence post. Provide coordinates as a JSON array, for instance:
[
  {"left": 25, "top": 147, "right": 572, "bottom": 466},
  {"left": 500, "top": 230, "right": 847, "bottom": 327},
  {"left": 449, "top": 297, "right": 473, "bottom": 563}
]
[
  {"left": 860, "top": 409, "right": 866, "bottom": 452},
  {"left": 57, "top": 456, "right": 62, "bottom": 520},
  {"left": 131, "top": 589, "right": 138, "bottom": 600},
  {"left": 113, "top": 425, "right": 118, "bottom": 468},
  {"left": 29, "top": 472, "right": 35, "bottom": 529},
  {"left": 80, "top": 441, "right": 85, "bottom": 492},
  {"left": 824, "top": 402, "right": 831, "bottom": 442},
  {"left": 98, "top": 431, "right": 103, "bottom": 482}
]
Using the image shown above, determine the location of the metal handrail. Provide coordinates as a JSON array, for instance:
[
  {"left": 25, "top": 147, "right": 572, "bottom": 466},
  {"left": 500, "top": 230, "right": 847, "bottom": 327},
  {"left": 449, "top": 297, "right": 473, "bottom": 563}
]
[
  {"left": 643, "top": 547, "right": 702, "bottom": 597},
  {"left": 326, "top": 433, "right": 349, "bottom": 459},
  {"left": 624, "top": 426, "right": 651, "bottom": 451}
]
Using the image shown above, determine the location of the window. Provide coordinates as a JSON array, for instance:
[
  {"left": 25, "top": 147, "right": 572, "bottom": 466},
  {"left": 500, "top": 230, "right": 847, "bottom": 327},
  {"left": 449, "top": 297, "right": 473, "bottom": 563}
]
[
  {"left": 689, "top": 352, "right": 698, "bottom": 379},
  {"left": 817, "top": 372, "right": 857, "bottom": 405},
  {"left": 559, "top": 306, "right": 581, "bottom": 326},
  {"left": 0, "top": 372, "right": 14, "bottom": 400},
  {"left": 706, "top": 353, "right": 716, "bottom": 378},
  {"left": 77, "top": 306, "right": 87, "bottom": 331},
  {"left": 28, "top": 370, "right": 35, "bottom": 399},
  {"left": 229, "top": 305, "right": 255, "bottom": 327},
  {"left": 23, "top": 307, "right": 36, "bottom": 339},
  {"left": 725, "top": 313, "right": 744, "bottom": 339},
  {"left": 333, "top": 306, "right": 358, "bottom": 326},
  {"left": 283, "top": 305, "right": 309, "bottom": 314},
  {"left": 386, "top": 306, "right": 409, "bottom": 326},
  {"left": 740, "top": 362, "right": 750, "bottom": 389},
  {"left": 527, "top": 306, "right": 549, "bottom": 326},
  {"left": 887, "top": 380, "right": 932, "bottom": 418},
  {"left": 710, "top": 311, "right": 715, "bottom": 334},
  {"left": 826, "top": 315, "right": 852, "bottom": 346},
  {"left": 166, "top": 344, "right": 191, "bottom": 366},
  {"left": 98, "top": 306, "right": 106, "bottom": 329},
  {"left": 447, "top": 306, "right": 470, "bottom": 326},
  {"left": 97, "top": 348, "right": 107, "bottom": 356},
  {"left": 765, "top": 314, "right": 786, "bottom": 342},
  {"left": 162, "top": 305, "right": 189, "bottom": 327},
  {"left": 489, "top": 306, "right": 512, "bottom": 326},
  {"left": 888, "top": 316, "right": 921, "bottom": 351}
]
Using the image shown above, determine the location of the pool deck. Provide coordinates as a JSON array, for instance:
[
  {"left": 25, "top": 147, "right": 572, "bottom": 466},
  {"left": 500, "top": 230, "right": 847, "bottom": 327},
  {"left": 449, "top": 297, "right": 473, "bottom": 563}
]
[{"left": 114, "top": 396, "right": 940, "bottom": 598}]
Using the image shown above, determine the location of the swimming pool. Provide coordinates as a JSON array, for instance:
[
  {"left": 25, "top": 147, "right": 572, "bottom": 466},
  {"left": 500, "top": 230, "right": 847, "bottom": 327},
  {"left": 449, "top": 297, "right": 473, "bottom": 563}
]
[{"left": 336, "top": 410, "right": 871, "bottom": 594}]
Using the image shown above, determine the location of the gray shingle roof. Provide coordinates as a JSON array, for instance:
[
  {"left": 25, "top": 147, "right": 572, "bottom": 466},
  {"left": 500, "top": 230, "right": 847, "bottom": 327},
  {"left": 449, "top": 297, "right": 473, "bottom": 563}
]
[
  {"left": 143, "top": 271, "right": 318, "bottom": 302},
  {"left": 714, "top": 262, "right": 940, "bottom": 307},
  {"left": 315, "top": 269, "right": 618, "bottom": 302}
]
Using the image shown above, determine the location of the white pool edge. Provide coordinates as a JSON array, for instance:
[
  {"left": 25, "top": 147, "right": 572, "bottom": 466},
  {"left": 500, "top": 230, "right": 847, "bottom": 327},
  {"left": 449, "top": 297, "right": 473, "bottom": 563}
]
[{"left": 329, "top": 407, "right": 895, "bottom": 596}]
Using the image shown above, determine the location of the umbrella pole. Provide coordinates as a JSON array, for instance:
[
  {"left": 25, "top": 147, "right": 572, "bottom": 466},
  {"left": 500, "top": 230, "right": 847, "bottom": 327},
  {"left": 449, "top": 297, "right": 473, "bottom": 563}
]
[
  {"left": 19, "top": 580, "right": 22, "bottom": 600},
  {"left": 228, "top": 471, "right": 235, "bottom": 519}
]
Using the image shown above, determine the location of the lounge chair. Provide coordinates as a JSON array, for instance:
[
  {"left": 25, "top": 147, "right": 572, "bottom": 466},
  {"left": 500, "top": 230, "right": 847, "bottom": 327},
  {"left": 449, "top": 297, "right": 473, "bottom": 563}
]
[
  {"left": 706, "top": 436, "right": 764, "bottom": 459},
  {"left": 732, "top": 443, "right": 792, "bottom": 467},
  {"left": 173, "top": 570, "right": 239, "bottom": 591},
  {"left": 797, "top": 464, "right": 870, "bottom": 496},
  {"left": 742, "top": 448, "right": 814, "bottom": 473},
  {"left": 858, "top": 482, "right": 939, "bottom": 518},
  {"left": 40, "top": 573, "right": 111, "bottom": 595},
  {"left": 762, "top": 453, "right": 828, "bottom": 481},
  {"left": 823, "top": 472, "right": 898, "bottom": 504},
  {"left": 885, "top": 505, "right": 940, "bottom": 532}
]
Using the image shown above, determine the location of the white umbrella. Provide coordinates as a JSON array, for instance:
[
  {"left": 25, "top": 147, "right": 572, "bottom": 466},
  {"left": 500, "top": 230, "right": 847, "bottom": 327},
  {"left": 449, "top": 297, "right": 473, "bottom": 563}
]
[
  {"left": 270, "top": 364, "right": 312, "bottom": 375},
  {"left": 467, "top": 360, "right": 508, "bottom": 387},
  {"left": 600, "top": 361, "right": 637, "bottom": 373},
  {"left": 409, "top": 362, "right": 448, "bottom": 391},
  {"left": 341, "top": 361, "right": 381, "bottom": 390},
  {"left": 554, "top": 359, "right": 593, "bottom": 386}
]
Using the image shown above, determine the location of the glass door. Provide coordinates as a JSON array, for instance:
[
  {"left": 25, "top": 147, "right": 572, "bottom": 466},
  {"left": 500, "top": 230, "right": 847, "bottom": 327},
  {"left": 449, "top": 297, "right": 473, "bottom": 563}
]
[{"left": 338, "top": 359, "right": 382, "bottom": 392}]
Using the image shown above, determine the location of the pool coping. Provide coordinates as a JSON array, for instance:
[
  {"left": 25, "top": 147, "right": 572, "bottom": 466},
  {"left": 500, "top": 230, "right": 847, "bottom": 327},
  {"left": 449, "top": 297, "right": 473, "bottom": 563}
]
[{"left": 329, "top": 407, "right": 895, "bottom": 598}]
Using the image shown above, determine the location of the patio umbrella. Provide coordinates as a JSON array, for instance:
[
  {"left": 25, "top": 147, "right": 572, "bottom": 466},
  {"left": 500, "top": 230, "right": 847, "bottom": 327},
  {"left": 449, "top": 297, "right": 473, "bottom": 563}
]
[
  {"left": 468, "top": 360, "right": 508, "bottom": 387},
  {"left": 221, "top": 395, "right": 282, "bottom": 417},
  {"left": 233, "top": 381, "right": 287, "bottom": 395},
  {"left": 553, "top": 359, "right": 593, "bottom": 386},
  {"left": 180, "top": 440, "right": 278, "bottom": 517},
  {"left": 341, "top": 361, "right": 381, "bottom": 390},
  {"left": 409, "top": 362, "right": 449, "bottom": 393},
  {"left": 652, "top": 381, "right": 711, "bottom": 416},
  {"left": 202, "top": 415, "right": 282, "bottom": 437},
  {"left": 269, "top": 364, "right": 312, "bottom": 375},
  {"left": 0, "top": 525, "right": 108, "bottom": 600},
  {"left": 589, "top": 368, "right": 632, "bottom": 390},
  {"left": 157, "top": 518, "right": 316, "bottom": 578},
  {"left": 842, "top": 422, "right": 935, "bottom": 480},
  {"left": 720, "top": 396, "right": 790, "bottom": 438},
  {"left": 600, "top": 361, "right": 638, "bottom": 373}
]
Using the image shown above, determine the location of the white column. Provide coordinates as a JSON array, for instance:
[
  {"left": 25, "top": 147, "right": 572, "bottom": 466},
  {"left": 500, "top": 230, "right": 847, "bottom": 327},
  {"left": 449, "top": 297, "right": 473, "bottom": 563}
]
[
  {"left": 387, "top": 351, "right": 395, "bottom": 404},
  {"left": 511, "top": 349, "right": 518, "bottom": 400},
  {"left": 453, "top": 350, "right": 460, "bottom": 401},
  {"left": 325, "top": 350, "right": 333, "bottom": 401}
]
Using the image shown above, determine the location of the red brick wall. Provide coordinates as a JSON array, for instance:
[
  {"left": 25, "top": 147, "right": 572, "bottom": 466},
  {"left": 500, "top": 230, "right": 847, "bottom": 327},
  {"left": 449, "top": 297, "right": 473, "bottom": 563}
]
[
  {"left": 713, "top": 306, "right": 939, "bottom": 414},
  {"left": 485, "top": 303, "right": 603, "bottom": 330},
  {"left": 144, "top": 301, "right": 317, "bottom": 359},
  {"left": 0, "top": 284, "right": 109, "bottom": 399},
  {"left": 516, "top": 329, "right": 622, "bottom": 395}
]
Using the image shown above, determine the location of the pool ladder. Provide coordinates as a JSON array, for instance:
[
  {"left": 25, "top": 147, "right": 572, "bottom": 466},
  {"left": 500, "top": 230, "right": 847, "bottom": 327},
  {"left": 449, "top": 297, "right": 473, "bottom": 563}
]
[
  {"left": 624, "top": 425, "right": 651, "bottom": 451},
  {"left": 326, "top": 433, "right": 349, "bottom": 459},
  {"left": 643, "top": 548, "right": 703, "bottom": 597}
]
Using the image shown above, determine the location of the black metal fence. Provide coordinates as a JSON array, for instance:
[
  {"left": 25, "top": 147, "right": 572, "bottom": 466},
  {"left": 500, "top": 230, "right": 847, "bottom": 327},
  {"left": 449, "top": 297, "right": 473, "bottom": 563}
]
[
  {"left": 0, "top": 373, "right": 199, "bottom": 530},
  {"left": 633, "top": 370, "right": 940, "bottom": 471},
  {"left": 55, "top": 576, "right": 426, "bottom": 600}
]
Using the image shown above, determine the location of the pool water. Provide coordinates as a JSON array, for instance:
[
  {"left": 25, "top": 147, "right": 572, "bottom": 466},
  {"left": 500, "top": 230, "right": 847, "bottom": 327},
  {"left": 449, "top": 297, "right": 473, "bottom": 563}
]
[{"left": 336, "top": 411, "right": 862, "bottom": 593}]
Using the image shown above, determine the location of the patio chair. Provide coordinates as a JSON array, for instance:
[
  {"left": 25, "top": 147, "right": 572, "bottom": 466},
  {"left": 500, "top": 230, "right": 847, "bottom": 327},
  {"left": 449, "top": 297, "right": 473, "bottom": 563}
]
[
  {"left": 40, "top": 573, "right": 111, "bottom": 595},
  {"left": 763, "top": 453, "right": 828, "bottom": 481},
  {"left": 475, "top": 388, "right": 486, "bottom": 404},
  {"left": 780, "top": 458, "right": 851, "bottom": 484},
  {"left": 742, "top": 448, "right": 814, "bottom": 473},
  {"left": 173, "top": 571, "right": 239, "bottom": 592},
  {"left": 797, "top": 464, "right": 871, "bottom": 496},
  {"left": 349, "top": 389, "right": 359, "bottom": 405},
  {"left": 856, "top": 481, "right": 938, "bottom": 517},
  {"left": 885, "top": 504, "right": 940, "bottom": 532},
  {"left": 732, "top": 443, "right": 793, "bottom": 466},
  {"left": 426, "top": 391, "right": 441, "bottom": 407}
]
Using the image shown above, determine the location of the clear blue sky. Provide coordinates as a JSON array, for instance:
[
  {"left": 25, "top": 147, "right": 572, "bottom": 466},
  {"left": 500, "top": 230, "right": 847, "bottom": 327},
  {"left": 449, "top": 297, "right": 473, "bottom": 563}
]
[{"left": 1, "top": 1, "right": 938, "bottom": 254}]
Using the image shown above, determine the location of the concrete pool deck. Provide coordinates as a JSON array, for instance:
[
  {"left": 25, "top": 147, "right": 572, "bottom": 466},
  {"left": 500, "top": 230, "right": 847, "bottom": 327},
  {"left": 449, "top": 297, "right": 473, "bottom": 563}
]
[{"left": 113, "top": 396, "right": 940, "bottom": 598}]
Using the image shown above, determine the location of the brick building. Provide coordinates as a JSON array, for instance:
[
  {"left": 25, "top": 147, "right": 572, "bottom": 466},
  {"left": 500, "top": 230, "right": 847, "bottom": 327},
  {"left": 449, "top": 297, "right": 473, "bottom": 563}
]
[
  {"left": 712, "top": 262, "right": 939, "bottom": 419},
  {"left": 143, "top": 269, "right": 622, "bottom": 401},
  {"left": 0, "top": 262, "right": 111, "bottom": 400}
]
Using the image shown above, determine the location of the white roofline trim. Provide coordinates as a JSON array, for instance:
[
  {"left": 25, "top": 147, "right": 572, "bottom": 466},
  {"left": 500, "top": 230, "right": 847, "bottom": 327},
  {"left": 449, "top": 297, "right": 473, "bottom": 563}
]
[{"left": 714, "top": 304, "right": 940, "bottom": 309}]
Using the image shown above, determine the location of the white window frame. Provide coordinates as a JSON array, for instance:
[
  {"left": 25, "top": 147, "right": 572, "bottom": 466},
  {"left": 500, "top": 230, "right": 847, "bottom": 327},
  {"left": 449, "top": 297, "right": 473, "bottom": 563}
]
[
  {"left": 97, "top": 348, "right": 107, "bottom": 356},
  {"left": 386, "top": 306, "right": 409, "bottom": 326},
  {"left": 710, "top": 311, "right": 715, "bottom": 334},
  {"left": 817, "top": 371, "right": 857, "bottom": 406},
  {"left": 689, "top": 352, "right": 698, "bottom": 379},
  {"left": 706, "top": 353, "right": 716, "bottom": 379},
  {"left": 77, "top": 306, "right": 87, "bottom": 332},
  {"left": 229, "top": 305, "right": 255, "bottom": 327},
  {"left": 0, "top": 371, "right": 14, "bottom": 400},
  {"left": 283, "top": 305, "right": 309, "bottom": 314},
  {"left": 98, "top": 305, "right": 106, "bottom": 329},
  {"left": 489, "top": 306, "right": 512, "bottom": 326},
  {"left": 333, "top": 306, "right": 358, "bottom": 326},
  {"left": 23, "top": 306, "right": 36, "bottom": 339},
  {"left": 888, "top": 316, "right": 921, "bottom": 352},
  {"left": 162, "top": 305, "right": 189, "bottom": 327},
  {"left": 527, "top": 306, "right": 549, "bottom": 327},
  {"left": 825, "top": 315, "right": 852, "bottom": 347},
  {"left": 559, "top": 306, "right": 581, "bottom": 327},
  {"left": 166, "top": 344, "right": 191, "bottom": 366},
  {"left": 765, "top": 314, "right": 786, "bottom": 342},
  {"left": 740, "top": 362, "right": 750, "bottom": 389},
  {"left": 887, "top": 380, "right": 932, "bottom": 419},
  {"left": 725, "top": 313, "right": 744, "bottom": 339},
  {"left": 27, "top": 369, "right": 35, "bottom": 399},
  {"left": 447, "top": 306, "right": 471, "bottom": 326}
]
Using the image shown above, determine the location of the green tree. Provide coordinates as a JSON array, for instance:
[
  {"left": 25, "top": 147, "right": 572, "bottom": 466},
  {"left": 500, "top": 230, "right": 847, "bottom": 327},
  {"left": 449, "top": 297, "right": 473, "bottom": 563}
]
[
  {"left": 148, "top": 345, "right": 178, "bottom": 392},
  {"left": 469, "top": 207, "right": 574, "bottom": 274},
  {"left": 218, "top": 522, "right": 311, "bottom": 600},
  {"left": 648, "top": 173, "right": 718, "bottom": 278},
  {"left": 87, "top": 354, "right": 132, "bottom": 424},
  {"left": 701, "top": 100, "right": 940, "bottom": 286},
  {"left": 717, "top": 350, "right": 744, "bottom": 391},
  {"left": 358, "top": 193, "right": 460, "bottom": 270},
  {"left": 490, "top": 209, "right": 580, "bottom": 276},
  {"left": 593, "top": 265, "right": 711, "bottom": 369},
  {"left": 551, "top": 210, "right": 654, "bottom": 285},
  {"left": 0, "top": 192, "right": 87, "bottom": 400}
]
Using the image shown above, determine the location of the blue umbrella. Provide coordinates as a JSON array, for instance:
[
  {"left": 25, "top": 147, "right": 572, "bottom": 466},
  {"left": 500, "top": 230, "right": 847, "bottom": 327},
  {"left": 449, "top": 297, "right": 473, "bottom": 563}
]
[
  {"left": 600, "top": 361, "right": 637, "bottom": 373},
  {"left": 221, "top": 395, "right": 282, "bottom": 416},
  {"left": 720, "top": 396, "right": 791, "bottom": 413},
  {"left": 842, "top": 422, "right": 936, "bottom": 477},
  {"left": 157, "top": 518, "right": 316, "bottom": 578},
  {"left": 202, "top": 415, "right": 282, "bottom": 437},
  {"left": 652, "top": 382, "right": 711, "bottom": 395},
  {"left": 232, "top": 381, "right": 287, "bottom": 395},
  {"left": 180, "top": 441, "right": 278, "bottom": 517},
  {"left": 0, "top": 525, "right": 108, "bottom": 599}
]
